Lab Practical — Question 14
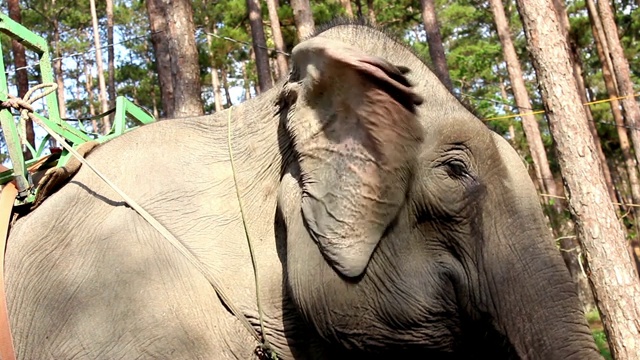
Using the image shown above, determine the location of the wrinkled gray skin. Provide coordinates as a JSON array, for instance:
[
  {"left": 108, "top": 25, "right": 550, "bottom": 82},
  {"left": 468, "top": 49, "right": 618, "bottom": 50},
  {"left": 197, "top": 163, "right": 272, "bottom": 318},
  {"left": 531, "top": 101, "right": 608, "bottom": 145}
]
[{"left": 6, "top": 22, "right": 600, "bottom": 359}]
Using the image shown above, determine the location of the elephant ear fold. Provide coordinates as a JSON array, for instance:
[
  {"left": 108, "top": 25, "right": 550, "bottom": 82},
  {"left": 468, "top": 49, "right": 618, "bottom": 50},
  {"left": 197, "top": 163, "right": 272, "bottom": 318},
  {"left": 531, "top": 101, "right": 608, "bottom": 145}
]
[{"left": 286, "top": 36, "right": 425, "bottom": 278}]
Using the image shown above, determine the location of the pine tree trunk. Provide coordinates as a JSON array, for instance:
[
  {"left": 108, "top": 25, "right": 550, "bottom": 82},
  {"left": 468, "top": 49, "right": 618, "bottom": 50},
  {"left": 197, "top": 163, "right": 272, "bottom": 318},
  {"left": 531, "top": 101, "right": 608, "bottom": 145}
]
[
  {"left": 366, "top": 0, "right": 376, "bottom": 24},
  {"left": 89, "top": 0, "right": 111, "bottom": 134},
  {"left": 82, "top": 56, "right": 98, "bottom": 133},
  {"left": 247, "top": 0, "right": 274, "bottom": 93},
  {"left": 8, "top": 0, "right": 35, "bottom": 160},
  {"left": 355, "top": 0, "right": 363, "bottom": 18},
  {"left": 290, "top": 0, "right": 315, "bottom": 41},
  {"left": 242, "top": 62, "right": 252, "bottom": 101},
  {"left": 515, "top": 0, "right": 640, "bottom": 357},
  {"left": 489, "top": 0, "right": 560, "bottom": 211},
  {"left": 221, "top": 68, "right": 233, "bottom": 106},
  {"left": 146, "top": 0, "right": 174, "bottom": 117},
  {"left": 597, "top": 0, "right": 640, "bottom": 168},
  {"left": 552, "top": 0, "right": 617, "bottom": 204},
  {"left": 266, "top": 0, "right": 289, "bottom": 80},
  {"left": 588, "top": 2, "right": 640, "bottom": 239},
  {"left": 340, "top": 0, "right": 353, "bottom": 17},
  {"left": 52, "top": 16, "right": 66, "bottom": 124},
  {"left": 106, "top": 0, "right": 115, "bottom": 111},
  {"left": 146, "top": 0, "right": 203, "bottom": 118},
  {"left": 419, "top": 0, "right": 453, "bottom": 92},
  {"left": 205, "top": 23, "right": 224, "bottom": 113},
  {"left": 498, "top": 79, "right": 517, "bottom": 146}
]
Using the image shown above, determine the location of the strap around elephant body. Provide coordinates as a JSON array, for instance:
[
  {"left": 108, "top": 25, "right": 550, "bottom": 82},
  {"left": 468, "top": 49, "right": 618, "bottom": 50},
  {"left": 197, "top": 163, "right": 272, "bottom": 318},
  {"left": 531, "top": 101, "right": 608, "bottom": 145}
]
[
  {"left": 0, "top": 182, "right": 18, "bottom": 360},
  {"left": 26, "top": 112, "right": 270, "bottom": 355}
]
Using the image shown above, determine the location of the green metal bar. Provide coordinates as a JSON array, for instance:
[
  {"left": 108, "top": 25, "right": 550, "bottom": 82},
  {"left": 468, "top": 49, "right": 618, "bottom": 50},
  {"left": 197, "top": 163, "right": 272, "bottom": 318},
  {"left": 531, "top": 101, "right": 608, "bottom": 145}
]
[
  {"left": 113, "top": 96, "right": 155, "bottom": 136},
  {"left": 0, "top": 19, "right": 30, "bottom": 196},
  {"left": 0, "top": 14, "right": 60, "bottom": 124}
]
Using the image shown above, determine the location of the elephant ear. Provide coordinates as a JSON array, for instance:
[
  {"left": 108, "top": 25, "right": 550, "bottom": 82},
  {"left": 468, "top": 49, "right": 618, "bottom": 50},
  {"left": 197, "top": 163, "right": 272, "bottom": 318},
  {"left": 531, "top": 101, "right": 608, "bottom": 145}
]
[{"left": 286, "top": 36, "right": 425, "bottom": 278}]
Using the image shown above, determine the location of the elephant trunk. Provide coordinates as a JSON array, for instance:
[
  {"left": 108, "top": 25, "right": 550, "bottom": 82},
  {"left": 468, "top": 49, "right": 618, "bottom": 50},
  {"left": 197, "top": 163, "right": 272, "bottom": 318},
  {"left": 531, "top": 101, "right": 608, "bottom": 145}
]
[{"left": 476, "top": 196, "right": 601, "bottom": 359}]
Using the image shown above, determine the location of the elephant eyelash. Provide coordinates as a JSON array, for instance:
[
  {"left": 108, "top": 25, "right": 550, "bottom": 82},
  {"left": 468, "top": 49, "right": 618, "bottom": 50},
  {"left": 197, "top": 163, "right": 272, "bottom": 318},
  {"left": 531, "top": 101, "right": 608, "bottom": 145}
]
[{"left": 443, "top": 159, "right": 471, "bottom": 180}]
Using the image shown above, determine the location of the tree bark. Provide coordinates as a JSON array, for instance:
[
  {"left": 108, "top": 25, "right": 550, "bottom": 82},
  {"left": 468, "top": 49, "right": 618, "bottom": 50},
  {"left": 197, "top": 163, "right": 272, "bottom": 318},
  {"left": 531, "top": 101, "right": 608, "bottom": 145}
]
[
  {"left": 597, "top": 0, "right": 640, "bottom": 168},
  {"left": 265, "top": 0, "right": 289, "bottom": 81},
  {"left": 82, "top": 56, "right": 98, "bottom": 133},
  {"left": 588, "top": 1, "right": 640, "bottom": 238},
  {"left": 366, "top": 0, "right": 376, "bottom": 24},
  {"left": 146, "top": 0, "right": 173, "bottom": 117},
  {"left": 515, "top": 0, "right": 640, "bottom": 357},
  {"left": 247, "top": 0, "right": 273, "bottom": 93},
  {"left": 552, "top": 0, "right": 617, "bottom": 204},
  {"left": 242, "top": 61, "right": 252, "bottom": 101},
  {"left": 146, "top": 0, "right": 203, "bottom": 118},
  {"left": 106, "top": 0, "right": 116, "bottom": 111},
  {"left": 221, "top": 68, "right": 233, "bottom": 107},
  {"left": 355, "top": 0, "right": 363, "bottom": 19},
  {"left": 8, "top": 0, "right": 35, "bottom": 160},
  {"left": 89, "top": 0, "right": 111, "bottom": 134},
  {"left": 205, "top": 23, "right": 224, "bottom": 112},
  {"left": 340, "top": 0, "right": 354, "bottom": 17},
  {"left": 52, "top": 15, "right": 65, "bottom": 127},
  {"left": 290, "top": 0, "right": 315, "bottom": 41},
  {"left": 489, "top": 0, "right": 560, "bottom": 210},
  {"left": 419, "top": 0, "right": 453, "bottom": 92}
]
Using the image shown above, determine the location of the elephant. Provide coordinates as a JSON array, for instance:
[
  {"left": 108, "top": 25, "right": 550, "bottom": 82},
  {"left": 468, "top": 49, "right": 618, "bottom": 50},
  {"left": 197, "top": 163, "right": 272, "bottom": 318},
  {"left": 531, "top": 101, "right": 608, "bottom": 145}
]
[{"left": 4, "top": 20, "right": 601, "bottom": 359}]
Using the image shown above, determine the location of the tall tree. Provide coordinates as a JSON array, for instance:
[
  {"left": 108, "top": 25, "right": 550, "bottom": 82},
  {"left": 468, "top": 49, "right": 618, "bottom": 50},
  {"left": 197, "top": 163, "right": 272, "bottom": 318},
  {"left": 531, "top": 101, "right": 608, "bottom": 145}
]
[
  {"left": 265, "top": 0, "right": 289, "bottom": 81},
  {"left": 597, "top": 0, "right": 640, "bottom": 168},
  {"left": 89, "top": 0, "right": 110, "bottom": 134},
  {"left": 419, "top": 0, "right": 453, "bottom": 91},
  {"left": 366, "top": 0, "right": 376, "bottom": 24},
  {"left": 146, "top": 0, "right": 203, "bottom": 118},
  {"left": 106, "top": 0, "right": 115, "bottom": 110},
  {"left": 340, "top": 0, "right": 354, "bottom": 17},
  {"left": 247, "top": 0, "right": 273, "bottom": 93},
  {"left": 515, "top": 0, "right": 640, "bottom": 357},
  {"left": 8, "top": 0, "right": 35, "bottom": 160},
  {"left": 290, "top": 0, "right": 315, "bottom": 41},
  {"left": 205, "top": 23, "right": 224, "bottom": 112},
  {"left": 552, "top": 0, "right": 617, "bottom": 203},
  {"left": 587, "top": 0, "right": 640, "bottom": 219},
  {"left": 147, "top": 0, "right": 174, "bottom": 117},
  {"left": 488, "top": 0, "right": 559, "bottom": 208}
]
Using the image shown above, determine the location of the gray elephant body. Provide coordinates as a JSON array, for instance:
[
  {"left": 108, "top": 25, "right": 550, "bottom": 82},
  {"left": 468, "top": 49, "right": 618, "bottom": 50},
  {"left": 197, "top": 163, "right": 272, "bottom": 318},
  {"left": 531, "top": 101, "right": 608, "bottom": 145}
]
[{"left": 5, "top": 22, "right": 600, "bottom": 359}]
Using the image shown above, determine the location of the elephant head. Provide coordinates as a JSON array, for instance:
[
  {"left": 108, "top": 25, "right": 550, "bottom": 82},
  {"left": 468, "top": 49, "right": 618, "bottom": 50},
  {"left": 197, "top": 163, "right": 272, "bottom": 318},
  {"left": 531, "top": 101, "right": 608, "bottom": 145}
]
[{"left": 275, "top": 23, "right": 600, "bottom": 358}]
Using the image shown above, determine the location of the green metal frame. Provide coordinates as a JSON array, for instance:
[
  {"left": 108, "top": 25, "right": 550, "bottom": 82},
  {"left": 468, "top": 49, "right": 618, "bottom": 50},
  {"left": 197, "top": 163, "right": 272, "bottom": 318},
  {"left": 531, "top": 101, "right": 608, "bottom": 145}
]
[{"left": 0, "top": 13, "right": 156, "bottom": 205}]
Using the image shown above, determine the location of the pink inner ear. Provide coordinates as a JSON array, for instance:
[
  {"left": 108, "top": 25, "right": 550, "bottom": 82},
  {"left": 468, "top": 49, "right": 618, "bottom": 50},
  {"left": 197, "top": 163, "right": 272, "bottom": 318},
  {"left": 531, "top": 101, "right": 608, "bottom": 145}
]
[
  {"left": 327, "top": 50, "right": 424, "bottom": 110},
  {"left": 289, "top": 36, "right": 425, "bottom": 278}
]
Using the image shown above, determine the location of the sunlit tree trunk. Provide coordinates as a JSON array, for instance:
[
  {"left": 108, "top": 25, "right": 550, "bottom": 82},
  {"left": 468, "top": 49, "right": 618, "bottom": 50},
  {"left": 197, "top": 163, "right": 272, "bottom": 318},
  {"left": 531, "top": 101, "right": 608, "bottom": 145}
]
[
  {"left": 515, "top": 0, "right": 640, "bottom": 357},
  {"left": 366, "top": 0, "right": 376, "bottom": 24},
  {"left": 8, "top": 0, "right": 35, "bottom": 160},
  {"left": 146, "top": 0, "right": 203, "bottom": 118},
  {"left": 242, "top": 62, "right": 252, "bottom": 101},
  {"left": 266, "top": 0, "right": 289, "bottom": 80},
  {"left": 247, "top": 0, "right": 273, "bottom": 93},
  {"left": 82, "top": 56, "right": 98, "bottom": 133},
  {"left": 106, "top": 0, "right": 115, "bottom": 110},
  {"left": 489, "top": 0, "right": 559, "bottom": 209},
  {"left": 221, "top": 68, "right": 233, "bottom": 107},
  {"left": 597, "top": 0, "right": 640, "bottom": 168},
  {"left": 205, "top": 23, "right": 223, "bottom": 113},
  {"left": 340, "top": 0, "right": 353, "bottom": 17},
  {"left": 552, "top": 0, "right": 617, "bottom": 203},
  {"left": 89, "top": 0, "right": 111, "bottom": 134},
  {"left": 290, "top": 0, "right": 315, "bottom": 41},
  {"left": 419, "top": 0, "right": 453, "bottom": 91}
]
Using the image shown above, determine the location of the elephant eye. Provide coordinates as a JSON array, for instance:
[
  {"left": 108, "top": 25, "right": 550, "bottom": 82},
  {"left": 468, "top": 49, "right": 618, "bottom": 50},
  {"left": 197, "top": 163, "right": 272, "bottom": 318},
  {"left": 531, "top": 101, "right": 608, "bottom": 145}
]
[{"left": 444, "top": 159, "right": 470, "bottom": 180}]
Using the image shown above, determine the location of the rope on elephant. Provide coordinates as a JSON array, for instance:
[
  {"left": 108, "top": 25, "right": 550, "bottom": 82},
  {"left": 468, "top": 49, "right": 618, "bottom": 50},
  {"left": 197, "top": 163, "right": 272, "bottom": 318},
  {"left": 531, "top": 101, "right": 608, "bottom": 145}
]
[
  {"left": 227, "top": 108, "right": 277, "bottom": 360},
  {"left": 11, "top": 84, "right": 268, "bottom": 356}
]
